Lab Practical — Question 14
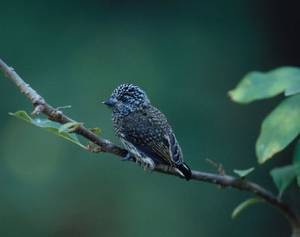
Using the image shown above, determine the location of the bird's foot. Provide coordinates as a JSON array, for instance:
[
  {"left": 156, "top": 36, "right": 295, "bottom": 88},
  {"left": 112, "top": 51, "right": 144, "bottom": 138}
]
[
  {"left": 140, "top": 157, "right": 155, "bottom": 172},
  {"left": 121, "top": 153, "right": 136, "bottom": 162}
]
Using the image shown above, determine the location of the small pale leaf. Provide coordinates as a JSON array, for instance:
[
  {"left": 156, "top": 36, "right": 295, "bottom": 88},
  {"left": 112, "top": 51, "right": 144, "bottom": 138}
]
[
  {"left": 231, "top": 198, "right": 263, "bottom": 219},
  {"left": 9, "top": 110, "right": 86, "bottom": 149},
  {"left": 256, "top": 94, "right": 300, "bottom": 163},
  {"left": 9, "top": 110, "right": 32, "bottom": 123},
  {"left": 90, "top": 127, "right": 101, "bottom": 135},
  {"left": 229, "top": 67, "right": 300, "bottom": 104},
  {"left": 233, "top": 167, "right": 255, "bottom": 178},
  {"left": 270, "top": 165, "right": 298, "bottom": 195},
  {"left": 58, "top": 122, "right": 81, "bottom": 133}
]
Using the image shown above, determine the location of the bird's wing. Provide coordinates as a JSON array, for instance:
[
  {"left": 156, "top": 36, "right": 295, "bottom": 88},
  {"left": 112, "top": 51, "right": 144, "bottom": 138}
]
[
  {"left": 120, "top": 107, "right": 183, "bottom": 165},
  {"left": 163, "top": 131, "right": 183, "bottom": 165}
]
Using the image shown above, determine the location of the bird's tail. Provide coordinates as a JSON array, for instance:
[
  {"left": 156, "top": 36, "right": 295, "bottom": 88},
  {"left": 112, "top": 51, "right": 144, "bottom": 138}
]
[{"left": 176, "top": 163, "right": 192, "bottom": 181}]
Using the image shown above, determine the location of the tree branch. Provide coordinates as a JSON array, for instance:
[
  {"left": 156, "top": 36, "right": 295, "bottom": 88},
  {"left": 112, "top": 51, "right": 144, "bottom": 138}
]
[{"left": 1, "top": 58, "right": 299, "bottom": 234}]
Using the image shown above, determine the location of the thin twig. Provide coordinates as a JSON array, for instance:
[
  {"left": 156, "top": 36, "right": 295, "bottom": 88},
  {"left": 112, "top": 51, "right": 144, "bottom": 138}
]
[{"left": 0, "top": 58, "right": 299, "bottom": 233}]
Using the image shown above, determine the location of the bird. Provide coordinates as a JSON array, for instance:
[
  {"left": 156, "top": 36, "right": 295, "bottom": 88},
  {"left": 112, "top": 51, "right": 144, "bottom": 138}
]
[{"left": 103, "top": 84, "right": 192, "bottom": 180}]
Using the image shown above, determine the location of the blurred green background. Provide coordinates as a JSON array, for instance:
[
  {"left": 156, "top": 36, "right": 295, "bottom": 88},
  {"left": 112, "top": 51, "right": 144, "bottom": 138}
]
[{"left": 0, "top": 1, "right": 299, "bottom": 236}]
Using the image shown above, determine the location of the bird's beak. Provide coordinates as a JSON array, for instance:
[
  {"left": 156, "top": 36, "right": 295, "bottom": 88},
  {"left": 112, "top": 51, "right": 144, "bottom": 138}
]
[{"left": 102, "top": 97, "right": 118, "bottom": 107}]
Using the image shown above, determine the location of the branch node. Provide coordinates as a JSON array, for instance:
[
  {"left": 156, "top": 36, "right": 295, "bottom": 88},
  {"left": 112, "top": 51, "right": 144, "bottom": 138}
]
[
  {"left": 87, "top": 143, "right": 103, "bottom": 153},
  {"left": 31, "top": 104, "right": 45, "bottom": 115},
  {"left": 206, "top": 158, "right": 226, "bottom": 176}
]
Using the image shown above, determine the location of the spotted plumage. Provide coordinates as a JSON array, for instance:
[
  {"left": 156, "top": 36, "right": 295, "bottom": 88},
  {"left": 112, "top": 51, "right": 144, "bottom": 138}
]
[{"left": 103, "top": 84, "right": 191, "bottom": 180}]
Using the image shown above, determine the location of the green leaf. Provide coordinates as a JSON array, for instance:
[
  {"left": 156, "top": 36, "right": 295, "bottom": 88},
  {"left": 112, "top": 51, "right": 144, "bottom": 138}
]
[
  {"left": 256, "top": 94, "right": 300, "bottom": 163},
  {"left": 292, "top": 142, "right": 300, "bottom": 188},
  {"left": 285, "top": 82, "right": 300, "bottom": 96},
  {"left": 58, "top": 121, "right": 81, "bottom": 133},
  {"left": 90, "top": 127, "right": 101, "bottom": 135},
  {"left": 9, "top": 110, "right": 32, "bottom": 122},
  {"left": 233, "top": 167, "right": 255, "bottom": 178},
  {"left": 270, "top": 165, "right": 298, "bottom": 195},
  {"left": 231, "top": 198, "right": 263, "bottom": 219},
  {"left": 229, "top": 67, "right": 300, "bottom": 104},
  {"left": 9, "top": 111, "right": 86, "bottom": 149}
]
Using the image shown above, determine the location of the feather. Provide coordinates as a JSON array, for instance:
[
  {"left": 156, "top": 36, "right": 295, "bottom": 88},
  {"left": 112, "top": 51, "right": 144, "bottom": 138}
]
[
  {"left": 108, "top": 84, "right": 191, "bottom": 180},
  {"left": 118, "top": 106, "right": 185, "bottom": 167}
]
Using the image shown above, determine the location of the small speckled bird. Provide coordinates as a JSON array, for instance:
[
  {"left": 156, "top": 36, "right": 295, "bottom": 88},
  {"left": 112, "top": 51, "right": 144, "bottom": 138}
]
[{"left": 103, "top": 84, "right": 191, "bottom": 180}]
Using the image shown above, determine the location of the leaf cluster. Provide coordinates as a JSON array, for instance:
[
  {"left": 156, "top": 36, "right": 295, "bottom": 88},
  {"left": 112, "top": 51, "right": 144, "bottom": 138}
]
[{"left": 229, "top": 67, "right": 300, "bottom": 217}]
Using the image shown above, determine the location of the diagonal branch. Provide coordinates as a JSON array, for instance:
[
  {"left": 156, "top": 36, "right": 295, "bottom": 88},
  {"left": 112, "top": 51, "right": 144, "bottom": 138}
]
[{"left": 1, "top": 58, "right": 299, "bottom": 234}]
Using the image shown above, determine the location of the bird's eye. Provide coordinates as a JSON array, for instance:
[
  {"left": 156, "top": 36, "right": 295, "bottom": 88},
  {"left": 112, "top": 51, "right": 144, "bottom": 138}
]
[{"left": 120, "top": 95, "right": 129, "bottom": 102}]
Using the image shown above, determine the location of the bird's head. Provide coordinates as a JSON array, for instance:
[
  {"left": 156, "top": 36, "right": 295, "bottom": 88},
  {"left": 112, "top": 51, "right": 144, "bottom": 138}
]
[{"left": 103, "top": 84, "right": 150, "bottom": 114}]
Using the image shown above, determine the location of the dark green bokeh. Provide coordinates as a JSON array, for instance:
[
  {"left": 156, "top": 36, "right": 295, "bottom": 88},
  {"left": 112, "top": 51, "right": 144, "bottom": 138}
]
[{"left": 0, "top": 1, "right": 298, "bottom": 236}]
